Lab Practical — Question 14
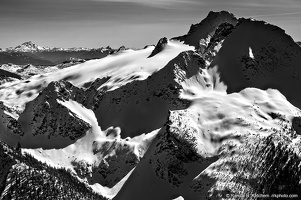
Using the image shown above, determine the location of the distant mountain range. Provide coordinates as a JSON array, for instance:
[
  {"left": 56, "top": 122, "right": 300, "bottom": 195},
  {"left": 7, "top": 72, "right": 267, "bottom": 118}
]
[{"left": 0, "top": 41, "right": 119, "bottom": 65}]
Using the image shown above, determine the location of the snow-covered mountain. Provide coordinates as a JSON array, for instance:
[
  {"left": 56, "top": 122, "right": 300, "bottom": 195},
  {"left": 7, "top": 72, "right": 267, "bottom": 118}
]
[
  {"left": 1, "top": 11, "right": 301, "bottom": 199},
  {"left": 5, "top": 41, "right": 94, "bottom": 52},
  {"left": 8, "top": 41, "right": 48, "bottom": 52}
]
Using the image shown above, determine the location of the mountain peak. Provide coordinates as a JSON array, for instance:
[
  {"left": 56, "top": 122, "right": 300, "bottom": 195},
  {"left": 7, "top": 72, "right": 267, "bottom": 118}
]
[
  {"left": 206, "top": 10, "right": 236, "bottom": 20},
  {"left": 14, "top": 41, "right": 46, "bottom": 52},
  {"left": 148, "top": 37, "right": 168, "bottom": 58},
  {"left": 173, "top": 11, "right": 238, "bottom": 48},
  {"left": 21, "top": 41, "right": 35, "bottom": 46}
]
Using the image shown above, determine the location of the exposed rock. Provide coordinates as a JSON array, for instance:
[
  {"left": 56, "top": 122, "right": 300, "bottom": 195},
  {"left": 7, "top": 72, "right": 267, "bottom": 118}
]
[
  {"left": 191, "top": 129, "right": 301, "bottom": 199},
  {"left": 148, "top": 37, "right": 168, "bottom": 58},
  {"left": 0, "top": 102, "right": 24, "bottom": 146},
  {"left": 0, "top": 141, "right": 108, "bottom": 200},
  {"left": 93, "top": 51, "right": 209, "bottom": 138},
  {"left": 173, "top": 11, "right": 237, "bottom": 48},
  {"left": 17, "top": 81, "right": 91, "bottom": 148},
  {"left": 209, "top": 18, "right": 301, "bottom": 109},
  {"left": 91, "top": 140, "right": 140, "bottom": 187},
  {"left": 200, "top": 22, "right": 235, "bottom": 61}
]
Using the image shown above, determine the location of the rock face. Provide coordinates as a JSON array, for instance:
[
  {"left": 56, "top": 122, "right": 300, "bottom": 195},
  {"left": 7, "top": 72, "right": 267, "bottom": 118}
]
[
  {"left": 114, "top": 87, "right": 301, "bottom": 200},
  {"left": 209, "top": 18, "right": 301, "bottom": 109},
  {"left": 173, "top": 11, "right": 238, "bottom": 48},
  {"left": 0, "top": 141, "right": 108, "bottom": 200},
  {"left": 148, "top": 37, "right": 168, "bottom": 58},
  {"left": 92, "top": 50, "right": 210, "bottom": 138},
  {"left": 0, "top": 102, "right": 24, "bottom": 146},
  {"left": 199, "top": 22, "right": 235, "bottom": 61},
  {"left": 0, "top": 69, "right": 21, "bottom": 80},
  {"left": 191, "top": 129, "right": 301, "bottom": 198},
  {"left": 90, "top": 139, "right": 140, "bottom": 187},
  {"left": 18, "top": 81, "right": 91, "bottom": 148}
]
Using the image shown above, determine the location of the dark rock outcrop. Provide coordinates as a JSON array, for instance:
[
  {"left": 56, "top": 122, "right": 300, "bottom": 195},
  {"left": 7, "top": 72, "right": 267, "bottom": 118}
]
[
  {"left": 173, "top": 11, "right": 238, "bottom": 48},
  {"left": 209, "top": 18, "right": 301, "bottom": 109},
  {"left": 17, "top": 81, "right": 91, "bottom": 148},
  {"left": 148, "top": 37, "right": 168, "bottom": 58}
]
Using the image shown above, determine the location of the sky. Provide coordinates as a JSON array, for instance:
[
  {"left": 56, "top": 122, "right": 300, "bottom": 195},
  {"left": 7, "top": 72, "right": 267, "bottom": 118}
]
[{"left": 0, "top": 0, "right": 300, "bottom": 48}]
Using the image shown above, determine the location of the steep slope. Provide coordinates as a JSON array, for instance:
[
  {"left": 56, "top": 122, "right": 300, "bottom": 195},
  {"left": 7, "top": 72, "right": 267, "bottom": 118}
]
[
  {"left": 0, "top": 141, "right": 108, "bottom": 200},
  {"left": 114, "top": 87, "right": 301, "bottom": 200},
  {"left": 0, "top": 68, "right": 21, "bottom": 80},
  {"left": 16, "top": 81, "right": 91, "bottom": 149},
  {"left": 0, "top": 102, "right": 24, "bottom": 146},
  {"left": 92, "top": 50, "right": 213, "bottom": 138},
  {"left": 148, "top": 37, "right": 168, "bottom": 58},
  {"left": 199, "top": 22, "right": 235, "bottom": 62},
  {"left": 209, "top": 18, "right": 301, "bottom": 109},
  {"left": 173, "top": 11, "right": 237, "bottom": 48}
]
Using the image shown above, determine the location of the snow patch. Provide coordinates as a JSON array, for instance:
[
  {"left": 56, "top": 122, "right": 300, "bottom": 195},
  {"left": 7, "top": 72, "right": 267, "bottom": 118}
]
[{"left": 249, "top": 47, "right": 254, "bottom": 59}]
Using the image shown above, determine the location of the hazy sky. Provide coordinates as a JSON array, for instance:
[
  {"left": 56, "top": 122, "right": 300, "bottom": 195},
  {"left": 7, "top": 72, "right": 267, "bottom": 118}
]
[{"left": 0, "top": 0, "right": 300, "bottom": 48}]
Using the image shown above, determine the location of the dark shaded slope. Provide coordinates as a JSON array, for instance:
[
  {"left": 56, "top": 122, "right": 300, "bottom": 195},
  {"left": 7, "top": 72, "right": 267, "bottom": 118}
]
[
  {"left": 0, "top": 69, "right": 21, "bottom": 79},
  {"left": 209, "top": 18, "right": 301, "bottom": 109},
  {"left": 114, "top": 111, "right": 218, "bottom": 200},
  {"left": 92, "top": 51, "right": 206, "bottom": 138},
  {"left": 17, "top": 81, "right": 90, "bottom": 149},
  {"left": 0, "top": 52, "right": 54, "bottom": 66},
  {"left": 148, "top": 37, "right": 168, "bottom": 58}
]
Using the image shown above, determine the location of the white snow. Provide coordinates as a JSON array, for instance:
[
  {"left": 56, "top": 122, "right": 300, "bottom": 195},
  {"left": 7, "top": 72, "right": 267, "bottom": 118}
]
[
  {"left": 173, "top": 197, "right": 185, "bottom": 200},
  {"left": 23, "top": 99, "right": 161, "bottom": 195},
  {"left": 0, "top": 39, "right": 194, "bottom": 108},
  {"left": 249, "top": 47, "right": 254, "bottom": 59},
  {"left": 57, "top": 99, "right": 96, "bottom": 126},
  {"left": 90, "top": 168, "right": 136, "bottom": 199}
]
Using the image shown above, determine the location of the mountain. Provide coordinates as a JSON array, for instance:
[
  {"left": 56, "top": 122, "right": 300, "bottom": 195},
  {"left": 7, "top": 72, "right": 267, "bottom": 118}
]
[
  {"left": 5, "top": 41, "right": 93, "bottom": 52},
  {"left": 10, "top": 41, "right": 47, "bottom": 52},
  {"left": 0, "top": 141, "right": 108, "bottom": 200},
  {"left": 173, "top": 11, "right": 237, "bottom": 48},
  {"left": 1, "top": 10, "right": 301, "bottom": 199},
  {"left": 208, "top": 18, "right": 301, "bottom": 109},
  {"left": 0, "top": 42, "right": 116, "bottom": 66}
]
